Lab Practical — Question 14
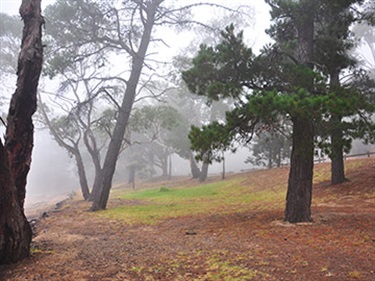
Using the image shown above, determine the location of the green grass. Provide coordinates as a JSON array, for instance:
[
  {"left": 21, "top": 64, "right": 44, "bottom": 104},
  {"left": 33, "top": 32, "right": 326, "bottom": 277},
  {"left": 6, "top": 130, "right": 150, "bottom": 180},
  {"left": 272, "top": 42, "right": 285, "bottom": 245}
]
[
  {"left": 97, "top": 177, "right": 285, "bottom": 225},
  {"left": 123, "top": 181, "right": 228, "bottom": 200},
  {"left": 312, "top": 158, "right": 370, "bottom": 184},
  {"left": 95, "top": 157, "right": 374, "bottom": 225}
]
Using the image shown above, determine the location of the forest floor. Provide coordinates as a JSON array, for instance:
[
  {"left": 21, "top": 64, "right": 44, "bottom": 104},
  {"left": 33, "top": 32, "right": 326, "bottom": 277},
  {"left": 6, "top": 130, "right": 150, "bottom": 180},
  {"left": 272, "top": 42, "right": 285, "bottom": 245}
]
[{"left": 1, "top": 157, "right": 374, "bottom": 281}]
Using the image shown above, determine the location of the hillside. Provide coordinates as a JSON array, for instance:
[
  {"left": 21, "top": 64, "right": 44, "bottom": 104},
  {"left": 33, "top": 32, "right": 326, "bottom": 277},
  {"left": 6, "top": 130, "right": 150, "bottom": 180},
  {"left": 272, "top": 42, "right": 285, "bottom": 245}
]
[{"left": 1, "top": 157, "right": 374, "bottom": 281}]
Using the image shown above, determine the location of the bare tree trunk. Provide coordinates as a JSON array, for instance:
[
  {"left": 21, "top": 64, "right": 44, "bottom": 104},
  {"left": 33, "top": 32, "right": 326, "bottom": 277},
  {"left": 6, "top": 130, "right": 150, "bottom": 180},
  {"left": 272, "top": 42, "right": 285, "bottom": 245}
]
[{"left": 0, "top": 0, "right": 43, "bottom": 263}]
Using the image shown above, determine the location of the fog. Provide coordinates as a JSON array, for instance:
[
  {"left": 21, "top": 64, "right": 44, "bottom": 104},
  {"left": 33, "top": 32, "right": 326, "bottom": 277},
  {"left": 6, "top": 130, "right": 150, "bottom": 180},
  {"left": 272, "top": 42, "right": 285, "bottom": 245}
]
[
  {"left": 1, "top": 0, "right": 374, "bottom": 211},
  {"left": 25, "top": 131, "right": 78, "bottom": 208},
  {"left": 11, "top": 0, "right": 271, "bottom": 208}
]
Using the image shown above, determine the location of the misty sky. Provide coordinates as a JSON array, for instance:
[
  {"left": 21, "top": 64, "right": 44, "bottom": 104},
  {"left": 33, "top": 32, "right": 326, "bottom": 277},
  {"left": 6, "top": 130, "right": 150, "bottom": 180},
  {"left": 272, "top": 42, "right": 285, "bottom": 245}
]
[
  {"left": 1, "top": 0, "right": 373, "bottom": 207},
  {"left": 0, "top": 0, "right": 273, "bottom": 206}
]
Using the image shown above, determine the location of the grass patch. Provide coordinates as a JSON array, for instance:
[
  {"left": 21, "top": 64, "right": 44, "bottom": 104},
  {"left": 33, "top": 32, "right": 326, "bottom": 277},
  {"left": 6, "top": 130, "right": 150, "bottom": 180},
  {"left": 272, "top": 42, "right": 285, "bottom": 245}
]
[
  {"left": 98, "top": 159, "right": 374, "bottom": 224},
  {"left": 97, "top": 177, "right": 285, "bottom": 225},
  {"left": 122, "top": 181, "right": 228, "bottom": 200}
]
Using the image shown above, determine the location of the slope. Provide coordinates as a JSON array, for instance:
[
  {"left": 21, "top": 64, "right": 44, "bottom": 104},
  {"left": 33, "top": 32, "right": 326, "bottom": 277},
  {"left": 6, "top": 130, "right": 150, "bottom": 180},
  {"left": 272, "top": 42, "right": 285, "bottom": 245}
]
[{"left": 1, "top": 157, "right": 374, "bottom": 281}]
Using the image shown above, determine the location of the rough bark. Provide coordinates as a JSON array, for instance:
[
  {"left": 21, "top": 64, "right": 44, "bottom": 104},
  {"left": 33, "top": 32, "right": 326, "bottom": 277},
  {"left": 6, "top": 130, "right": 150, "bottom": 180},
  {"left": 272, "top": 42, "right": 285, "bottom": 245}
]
[
  {"left": 0, "top": 0, "right": 43, "bottom": 263},
  {"left": 331, "top": 119, "right": 345, "bottom": 185},
  {"left": 331, "top": 123, "right": 345, "bottom": 185},
  {"left": 5, "top": 0, "right": 44, "bottom": 210},
  {"left": 284, "top": 0, "right": 315, "bottom": 223},
  {"left": 284, "top": 117, "right": 314, "bottom": 222},
  {"left": 91, "top": 1, "right": 160, "bottom": 211},
  {"left": 0, "top": 141, "right": 32, "bottom": 264}
]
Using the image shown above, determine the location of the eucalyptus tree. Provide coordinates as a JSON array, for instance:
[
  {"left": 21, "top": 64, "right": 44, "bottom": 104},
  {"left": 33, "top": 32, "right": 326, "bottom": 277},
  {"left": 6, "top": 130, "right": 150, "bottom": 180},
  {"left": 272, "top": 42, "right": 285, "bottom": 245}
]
[
  {"left": 183, "top": 0, "right": 373, "bottom": 222},
  {"left": 44, "top": 0, "right": 244, "bottom": 210},
  {"left": 129, "top": 104, "right": 182, "bottom": 178},
  {"left": 39, "top": 100, "right": 92, "bottom": 200},
  {"left": 0, "top": 0, "right": 44, "bottom": 263},
  {"left": 41, "top": 45, "right": 120, "bottom": 200}
]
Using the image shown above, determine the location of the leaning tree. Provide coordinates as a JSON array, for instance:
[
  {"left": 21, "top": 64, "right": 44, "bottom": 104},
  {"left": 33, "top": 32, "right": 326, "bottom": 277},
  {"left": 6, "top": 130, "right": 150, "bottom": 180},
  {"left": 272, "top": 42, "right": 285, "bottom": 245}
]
[
  {"left": 0, "top": 0, "right": 44, "bottom": 263},
  {"left": 43, "top": 0, "right": 246, "bottom": 211}
]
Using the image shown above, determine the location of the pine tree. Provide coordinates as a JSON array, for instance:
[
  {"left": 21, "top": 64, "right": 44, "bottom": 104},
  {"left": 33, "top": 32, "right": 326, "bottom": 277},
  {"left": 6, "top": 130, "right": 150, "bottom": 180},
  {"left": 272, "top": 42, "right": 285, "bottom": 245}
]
[{"left": 183, "top": 0, "right": 374, "bottom": 222}]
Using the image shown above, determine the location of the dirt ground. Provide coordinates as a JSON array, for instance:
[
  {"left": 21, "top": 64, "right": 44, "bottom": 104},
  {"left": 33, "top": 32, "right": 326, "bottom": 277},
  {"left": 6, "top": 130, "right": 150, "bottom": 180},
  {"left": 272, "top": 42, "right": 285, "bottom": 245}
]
[{"left": 1, "top": 158, "right": 374, "bottom": 281}]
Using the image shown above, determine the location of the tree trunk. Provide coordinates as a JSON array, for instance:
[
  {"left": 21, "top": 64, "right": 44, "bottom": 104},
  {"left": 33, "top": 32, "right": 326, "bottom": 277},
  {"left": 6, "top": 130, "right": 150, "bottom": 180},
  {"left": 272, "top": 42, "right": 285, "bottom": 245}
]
[
  {"left": 190, "top": 152, "right": 201, "bottom": 179},
  {"left": 284, "top": 117, "right": 314, "bottom": 222},
  {"left": 74, "top": 145, "right": 90, "bottom": 200},
  {"left": 284, "top": 0, "right": 315, "bottom": 223},
  {"left": 168, "top": 154, "right": 172, "bottom": 180},
  {"left": 0, "top": 0, "right": 43, "bottom": 263},
  {"left": 89, "top": 171, "right": 102, "bottom": 201},
  {"left": 91, "top": 2, "right": 158, "bottom": 211},
  {"left": 83, "top": 130, "right": 102, "bottom": 201},
  {"left": 161, "top": 154, "right": 168, "bottom": 178},
  {"left": 276, "top": 148, "right": 282, "bottom": 168},
  {"left": 200, "top": 162, "right": 209, "bottom": 182},
  {"left": 5, "top": 0, "right": 44, "bottom": 210},
  {"left": 222, "top": 155, "right": 225, "bottom": 180},
  {"left": 0, "top": 141, "right": 32, "bottom": 264},
  {"left": 331, "top": 114, "right": 346, "bottom": 185},
  {"left": 330, "top": 70, "right": 346, "bottom": 185},
  {"left": 268, "top": 152, "right": 272, "bottom": 169},
  {"left": 128, "top": 167, "right": 136, "bottom": 189}
]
